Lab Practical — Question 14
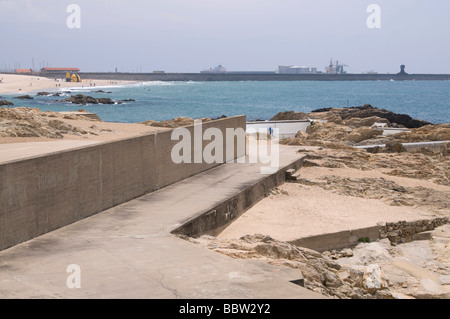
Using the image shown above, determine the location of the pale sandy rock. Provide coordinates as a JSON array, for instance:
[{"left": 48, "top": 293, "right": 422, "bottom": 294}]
[
  {"left": 343, "top": 116, "right": 390, "bottom": 128},
  {"left": 346, "top": 127, "right": 383, "bottom": 143}
]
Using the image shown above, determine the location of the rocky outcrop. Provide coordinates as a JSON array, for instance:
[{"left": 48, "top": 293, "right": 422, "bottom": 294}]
[
  {"left": 92, "top": 90, "right": 112, "bottom": 93},
  {"left": 183, "top": 234, "right": 394, "bottom": 299},
  {"left": 0, "top": 100, "right": 14, "bottom": 106},
  {"left": 36, "top": 92, "right": 50, "bottom": 96},
  {"left": 14, "top": 95, "right": 34, "bottom": 100},
  {"left": 271, "top": 111, "right": 308, "bottom": 121},
  {"left": 0, "top": 107, "right": 96, "bottom": 138},
  {"left": 346, "top": 127, "right": 383, "bottom": 143},
  {"left": 273, "top": 105, "right": 432, "bottom": 128},
  {"left": 143, "top": 117, "right": 211, "bottom": 128},
  {"left": 62, "top": 94, "right": 114, "bottom": 105},
  {"left": 310, "top": 104, "right": 431, "bottom": 128},
  {"left": 343, "top": 116, "right": 390, "bottom": 128},
  {"left": 116, "top": 99, "right": 136, "bottom": 104},
  {"left": 391, "top": 124, "right": 450, "bottom": 143}
]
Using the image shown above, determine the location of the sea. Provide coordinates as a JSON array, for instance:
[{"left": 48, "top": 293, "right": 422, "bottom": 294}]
[{"left": 4, "top": 80, "right": 450, "bottom": 124}]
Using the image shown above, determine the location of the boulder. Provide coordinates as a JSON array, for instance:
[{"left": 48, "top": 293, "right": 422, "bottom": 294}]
[
  {"left": 343, "top": 116, "right": 390, "bottom": 128},
  {"left": 62, "top": 94, "right": 114, "bottom": 105},
  {"left": 346, "top": 127, "right": 383, "bottom": 143},
  {"left": 270, "top": 111, "right": 307, "bottom": 121},
  {"left": 0, "top": 100, "right": 14, "bottom": 106},
  {"left": 385, "top": 142, "right": 406, "bottom": 153},
  {"left": 14, "top": 95, "right": 34, "bottom": 100},
  {"left": 363, "top": 264, "right": 389, "bottom": 293}
]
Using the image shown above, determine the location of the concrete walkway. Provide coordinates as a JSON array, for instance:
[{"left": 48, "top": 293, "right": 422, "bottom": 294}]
[{"left": 0, "top": 145, "right": 324, "bottom": 299}]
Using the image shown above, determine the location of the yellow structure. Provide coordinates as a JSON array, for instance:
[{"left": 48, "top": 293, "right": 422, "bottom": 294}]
[{"left": 66, "top": 72, "right": 82, "bottom": 82}]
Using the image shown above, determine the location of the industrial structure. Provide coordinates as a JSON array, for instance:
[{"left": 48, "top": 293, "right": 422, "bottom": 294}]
[{"left": 325, "top": 59, "right": 348, "bottom": 74}]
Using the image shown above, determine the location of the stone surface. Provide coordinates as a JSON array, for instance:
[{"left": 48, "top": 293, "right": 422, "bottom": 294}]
[{"left": 0, "top": 107, "right": 99, "bottom": 138}]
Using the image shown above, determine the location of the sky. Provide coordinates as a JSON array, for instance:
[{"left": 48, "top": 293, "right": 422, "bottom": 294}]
[{"left": 0, "top": 0, "right": 449, "bottom": 74}]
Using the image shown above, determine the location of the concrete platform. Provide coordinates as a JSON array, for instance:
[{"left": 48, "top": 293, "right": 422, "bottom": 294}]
[{"left": 0, "top": 144, "right": 324, "bottom": 299}]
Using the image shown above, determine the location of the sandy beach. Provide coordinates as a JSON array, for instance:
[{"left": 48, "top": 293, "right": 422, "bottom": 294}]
[{"left": 0, "top": 73, "right": 133, "bottom": 95}]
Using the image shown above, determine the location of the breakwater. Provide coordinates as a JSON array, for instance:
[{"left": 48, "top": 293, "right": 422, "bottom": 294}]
[{"left": 39, "top": 72, "right": 450, "bottom": 82}]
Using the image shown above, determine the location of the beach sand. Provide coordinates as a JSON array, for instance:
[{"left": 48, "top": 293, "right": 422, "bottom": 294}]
[{"left": 0, "top": 73, "right": 133, "bottom": 95}]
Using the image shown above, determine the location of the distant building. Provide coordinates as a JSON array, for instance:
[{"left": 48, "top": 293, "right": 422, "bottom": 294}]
[
  {"left": 278, "top": 65, "right": 317, "bottom": 74},
  {"left": 14, "top": 69, "right": 33, "bottom": 74},
  {"left": 41, "top": 67, "right": 80, "bottom": 74}
]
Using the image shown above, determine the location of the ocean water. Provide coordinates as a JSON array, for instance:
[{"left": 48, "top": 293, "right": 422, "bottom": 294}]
[{"left": 4, "top": 81, "right": 450, "bottom": 124}]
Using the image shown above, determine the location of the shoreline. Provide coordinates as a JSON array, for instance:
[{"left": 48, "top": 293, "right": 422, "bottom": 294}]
[{"left": 0, "top": 73, "right": 135, "bottom": 95}]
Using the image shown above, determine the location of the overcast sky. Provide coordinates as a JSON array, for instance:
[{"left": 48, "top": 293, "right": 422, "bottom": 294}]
[{"left": 1, "top": 0, "right": 449, "bottom": 73}]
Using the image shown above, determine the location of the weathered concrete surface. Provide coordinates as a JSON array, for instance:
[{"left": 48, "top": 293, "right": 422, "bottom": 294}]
[
  {"left": 0, "top": 116, "right": 246, "bottom": 251},
  {"left": 288, "top": 226, "right": 381, "bottom": 253},
  {"left": 0, "top": 140, "right": 101, "bottom": 164},
  {"left": 172, "top": 149, "right": 306, "bottom": 238},
  {"left": 0, "top": 145, "right": 324, "bottom": 299}
]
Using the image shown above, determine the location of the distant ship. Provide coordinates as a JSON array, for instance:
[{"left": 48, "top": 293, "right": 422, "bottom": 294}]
[{"left": 200, "top": 65, "right": 228, "bottom": 74}]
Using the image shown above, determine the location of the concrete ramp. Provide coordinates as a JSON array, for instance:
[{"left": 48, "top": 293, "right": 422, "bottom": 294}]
[{"left": 0, "top": 144, "right": 323, "bottom": 299}]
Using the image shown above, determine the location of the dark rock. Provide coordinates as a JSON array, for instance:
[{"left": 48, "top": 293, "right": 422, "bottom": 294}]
[
  {"left": 311, "top": 107, "right": 333, "bottom": 113},
  {"left": 62, "top": 94, "right": 114, "bottom": 105},
  {"left": 36, "top": 92, "right": 50, "bottom": 96},
  {"left": 92, "top": 90, "right": 112, "bottom": 94},
  {"left": 0, "top": 100, "right": 14, "bottom": 106},
  {"left": 212, "top": 115, "right": 228, "bottom": 120},
  {"left": 338, "top": 104, "right": 431, "bottom": 129},
  {"left": 14, "top": 95, "right": 34, "bottom": 100}
]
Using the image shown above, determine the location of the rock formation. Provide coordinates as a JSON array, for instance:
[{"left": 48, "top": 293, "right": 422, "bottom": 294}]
[
  {"left": 14, "top": 95, "right": 34, "bottom": 100},
  {"left": 142, "top": 117, "right": 211, "bottom": 128},
  {"left": 0, "top": 107, "right": 97, "bottom": 138},
  {"left": 0, "top": 100, "right": 14, "bottom": 106},
  {"left": 62, "top": 94, "right": 114, "bottom": 105},
  {"left": 272, "top": 104, "right": 431, "bottom": 129}
]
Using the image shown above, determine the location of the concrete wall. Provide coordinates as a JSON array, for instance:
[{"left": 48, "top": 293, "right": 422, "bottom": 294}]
[
  {"left": 0, "top": 116, "right": 246, "bottom": 251},
  {"left": 247, "top": 120, "right": 311, "bottom": 138},
  {"left": 288, "top": 227, "right": 381, "bottom": 253}
]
